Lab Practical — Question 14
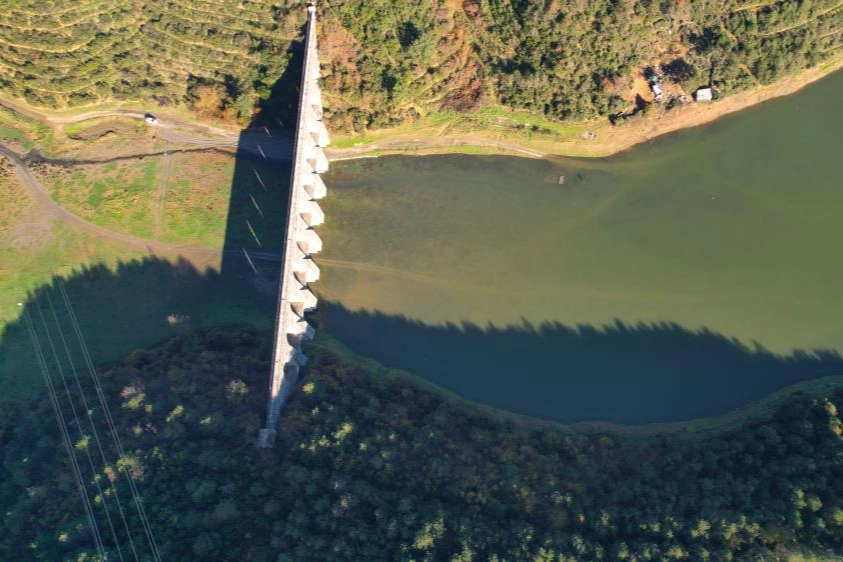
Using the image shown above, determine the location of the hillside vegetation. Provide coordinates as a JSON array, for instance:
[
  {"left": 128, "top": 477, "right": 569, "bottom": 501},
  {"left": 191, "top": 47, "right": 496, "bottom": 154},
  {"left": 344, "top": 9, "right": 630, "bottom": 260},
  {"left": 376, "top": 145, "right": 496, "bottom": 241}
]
[
  {"left": 1, "top": 0, "right": 841, "bottom": 131},
  {"left": 1, "top": 329, "right": 842, "bottom": 560},
  {"left": 0, "top": 0, "right": 302, "bottom": 122}
]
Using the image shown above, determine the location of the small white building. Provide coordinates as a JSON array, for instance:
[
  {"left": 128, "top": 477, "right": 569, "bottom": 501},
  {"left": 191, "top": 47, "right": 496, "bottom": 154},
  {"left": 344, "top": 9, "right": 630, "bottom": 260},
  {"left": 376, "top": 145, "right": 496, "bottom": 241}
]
[
  {"left": 695, "top": 87, "right": 713, "bottom": 102},
  {"left": 651, "top": 83, "right": 663, "bottom": 102}
]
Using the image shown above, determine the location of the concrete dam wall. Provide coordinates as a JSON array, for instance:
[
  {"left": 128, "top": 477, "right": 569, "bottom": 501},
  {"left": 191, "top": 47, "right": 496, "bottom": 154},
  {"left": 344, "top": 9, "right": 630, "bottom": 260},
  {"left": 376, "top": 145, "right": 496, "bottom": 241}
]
[{"left": 258, "top": 4, "right": 329, "bottom": 448}]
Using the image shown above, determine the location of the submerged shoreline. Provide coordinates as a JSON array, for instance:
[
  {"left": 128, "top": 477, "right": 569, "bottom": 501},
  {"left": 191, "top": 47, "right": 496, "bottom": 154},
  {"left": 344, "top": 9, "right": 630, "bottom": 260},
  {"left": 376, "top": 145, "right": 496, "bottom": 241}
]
[{"left": 327, "top": 57, "right": 843, "bottom": 161}]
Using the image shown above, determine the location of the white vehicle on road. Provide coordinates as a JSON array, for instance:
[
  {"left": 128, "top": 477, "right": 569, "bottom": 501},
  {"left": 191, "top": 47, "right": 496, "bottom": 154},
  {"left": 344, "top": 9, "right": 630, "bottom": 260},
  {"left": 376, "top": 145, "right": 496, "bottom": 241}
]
[{"left": 144, "top": 113, "right": 158, "bottom": 125}]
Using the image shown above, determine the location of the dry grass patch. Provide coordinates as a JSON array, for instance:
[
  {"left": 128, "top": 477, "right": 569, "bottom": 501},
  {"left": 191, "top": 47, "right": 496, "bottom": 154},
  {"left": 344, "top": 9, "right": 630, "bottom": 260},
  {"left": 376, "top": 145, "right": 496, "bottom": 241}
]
[
  {"left": 161, "top": 151, "right": 235, "bottom": 246},
  {"left": 29, "top": 157, "right": 160, "bottom": 239}
]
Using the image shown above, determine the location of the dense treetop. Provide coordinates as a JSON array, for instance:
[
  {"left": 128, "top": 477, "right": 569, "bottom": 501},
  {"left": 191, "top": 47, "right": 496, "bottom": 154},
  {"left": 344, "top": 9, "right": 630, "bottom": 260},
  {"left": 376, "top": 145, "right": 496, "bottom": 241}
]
[
  {"left": 0, "top": 0, "right": 841, "bottom": 130},
  {"left": 2, "top": 329, "right": 842, "bottom": 560},
  {"left": 0, "top": 0, "right": 302, "bottom": 123}
]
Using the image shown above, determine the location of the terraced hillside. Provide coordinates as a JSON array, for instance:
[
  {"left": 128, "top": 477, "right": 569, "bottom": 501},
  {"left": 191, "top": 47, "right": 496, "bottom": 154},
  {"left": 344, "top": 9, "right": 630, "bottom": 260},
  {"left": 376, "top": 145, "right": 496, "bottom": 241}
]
[
  {"left": 0, "top": 0, "right": 303, "bottom": 120},
  {"left": 0, "top": 0, "right": 841, "bottom": 132}
]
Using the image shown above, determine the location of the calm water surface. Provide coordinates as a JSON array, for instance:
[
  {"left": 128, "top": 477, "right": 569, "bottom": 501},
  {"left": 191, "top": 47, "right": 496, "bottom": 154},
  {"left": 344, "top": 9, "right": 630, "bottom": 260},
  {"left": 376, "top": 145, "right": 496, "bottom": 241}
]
[{"left": 317, "top": 71, "right": 843, "bottom": 424}]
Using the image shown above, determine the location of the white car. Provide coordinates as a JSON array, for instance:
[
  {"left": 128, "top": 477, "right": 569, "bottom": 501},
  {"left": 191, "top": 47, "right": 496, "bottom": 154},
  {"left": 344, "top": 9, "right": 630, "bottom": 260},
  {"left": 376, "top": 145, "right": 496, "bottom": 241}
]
[{"left": 144, "top": 113, "right": 158, "bottom": 125}]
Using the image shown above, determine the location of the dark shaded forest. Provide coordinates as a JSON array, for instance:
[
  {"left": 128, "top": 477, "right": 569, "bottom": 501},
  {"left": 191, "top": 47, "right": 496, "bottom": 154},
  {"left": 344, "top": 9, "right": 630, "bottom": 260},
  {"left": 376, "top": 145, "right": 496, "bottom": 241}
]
[{"left": 2, "top": 329, "right": 842, "bottom": 560}]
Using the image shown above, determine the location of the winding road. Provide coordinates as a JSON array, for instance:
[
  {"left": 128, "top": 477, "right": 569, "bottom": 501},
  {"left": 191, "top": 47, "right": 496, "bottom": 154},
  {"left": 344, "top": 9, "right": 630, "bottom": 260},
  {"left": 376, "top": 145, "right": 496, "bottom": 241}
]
[
  {"left": 0, "top": 97, "right": 294, "bottom": 158},
  {"left": 0, "top": 101, "right": 283, "bottom": 263},
  {"left": 1, "top": 97, "right": 543, "bottom": 161},
  {"left": 0, "top": 142, "right": 224, "bottom": 259}
]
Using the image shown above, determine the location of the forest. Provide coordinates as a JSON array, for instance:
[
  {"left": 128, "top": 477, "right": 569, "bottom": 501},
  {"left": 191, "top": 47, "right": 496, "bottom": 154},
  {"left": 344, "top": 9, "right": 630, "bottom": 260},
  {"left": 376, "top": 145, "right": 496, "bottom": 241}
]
[
  {"left": 2, "top": 328, "right": 842, "bottom": 560},
  {"left": 0, "top": 0, "right": 841, "bottom": 131}
]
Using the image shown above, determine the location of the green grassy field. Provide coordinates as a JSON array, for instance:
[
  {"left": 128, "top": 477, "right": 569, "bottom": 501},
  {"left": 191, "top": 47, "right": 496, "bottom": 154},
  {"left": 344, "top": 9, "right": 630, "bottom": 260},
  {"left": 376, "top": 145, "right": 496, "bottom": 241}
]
[
  {"left": 0, "top": 125, "right": 28, "bottom": 146},
  {"left": 24, "top": 149, "right": 289, "bottom": 248},
  {"left": 0, "top": 160, "right": 29, "bottom": 232},
  {"left": 34, "top": 158, "right": 161, "bottom": 239},
  {"left": 62, "top": 116, "right": 145, "bottom": 138},
  {"left": 161, "top": 152, "right": 234, "bottom": 246},
  {"left": 0, "top": 151, "right": 278, "bottom": 409},
  {"left": 0, "top": 104, "right": 50, "bottom": 150}
]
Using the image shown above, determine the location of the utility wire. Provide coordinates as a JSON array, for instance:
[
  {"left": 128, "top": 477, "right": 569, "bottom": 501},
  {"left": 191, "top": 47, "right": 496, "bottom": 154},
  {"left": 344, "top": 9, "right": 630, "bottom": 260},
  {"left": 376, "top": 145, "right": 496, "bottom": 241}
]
[
  {"left": 22, "top": 305, "right": 106, "bottom": 559},
  {"left": 44, "top": 290, "right": 141, "bottom": 561},
  {"left": 58, "top": 280, "right": 163, "bottom": 562},
  {"left": 33, "top": 295, "right": 128, "bottom": 562}
]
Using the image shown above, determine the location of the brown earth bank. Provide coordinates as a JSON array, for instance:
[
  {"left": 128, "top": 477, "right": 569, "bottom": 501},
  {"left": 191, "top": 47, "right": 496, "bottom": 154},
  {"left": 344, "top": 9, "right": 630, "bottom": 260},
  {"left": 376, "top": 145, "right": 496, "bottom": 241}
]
[
  {"left": 328, "top": 58, "right": 843, "bottom": 160},
  {"left": 2, "top": 56, "right": 841, "bottom": 165}
]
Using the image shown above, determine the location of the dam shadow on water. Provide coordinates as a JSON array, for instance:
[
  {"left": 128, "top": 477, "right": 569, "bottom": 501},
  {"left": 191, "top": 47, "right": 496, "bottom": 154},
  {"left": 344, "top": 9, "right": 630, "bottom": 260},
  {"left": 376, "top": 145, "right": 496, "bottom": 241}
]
[
  {"left": 317, "top": 301, "right": 843, "bottom": 425},
  {"left": 1, "top": 47, "right": 842, "bottom": 429}
]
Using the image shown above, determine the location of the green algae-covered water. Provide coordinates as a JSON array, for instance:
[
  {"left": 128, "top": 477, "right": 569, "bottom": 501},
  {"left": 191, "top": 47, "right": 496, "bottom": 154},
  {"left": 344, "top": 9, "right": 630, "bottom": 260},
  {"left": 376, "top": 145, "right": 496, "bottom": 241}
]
[{"left": 317, "top": 71, "right": 843, "bottom": 425}]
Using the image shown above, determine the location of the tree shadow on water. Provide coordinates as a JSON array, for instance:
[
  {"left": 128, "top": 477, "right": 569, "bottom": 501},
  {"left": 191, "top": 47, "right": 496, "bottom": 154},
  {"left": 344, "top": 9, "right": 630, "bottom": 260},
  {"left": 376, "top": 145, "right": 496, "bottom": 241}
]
[{"left": 316, "top": 301, "right": 843, "bottom": 425}]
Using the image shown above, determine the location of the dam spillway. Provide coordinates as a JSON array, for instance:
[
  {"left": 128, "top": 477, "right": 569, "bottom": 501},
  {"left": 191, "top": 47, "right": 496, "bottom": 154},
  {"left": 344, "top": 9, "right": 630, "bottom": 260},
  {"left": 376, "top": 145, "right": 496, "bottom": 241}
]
[{"left": 258, "top": 4, "right": 328, "bottom": 448}]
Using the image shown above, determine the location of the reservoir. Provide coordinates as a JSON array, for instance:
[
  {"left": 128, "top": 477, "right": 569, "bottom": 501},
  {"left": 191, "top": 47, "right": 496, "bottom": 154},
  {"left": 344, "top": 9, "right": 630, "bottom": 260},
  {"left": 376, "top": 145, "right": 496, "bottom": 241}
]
[{"left": 316, "top": 70, "right": 843, "bottom": 425}]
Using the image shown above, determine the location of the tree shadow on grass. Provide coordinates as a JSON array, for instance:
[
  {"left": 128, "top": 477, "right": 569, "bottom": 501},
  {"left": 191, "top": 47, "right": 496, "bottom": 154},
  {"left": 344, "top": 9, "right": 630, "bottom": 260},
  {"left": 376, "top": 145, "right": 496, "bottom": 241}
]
[
  {"left": 0, "top": 38, "right": 305, "bottom": 408},
  {"left": 0, "top": 15, "right": 309, "bottom": 562}
]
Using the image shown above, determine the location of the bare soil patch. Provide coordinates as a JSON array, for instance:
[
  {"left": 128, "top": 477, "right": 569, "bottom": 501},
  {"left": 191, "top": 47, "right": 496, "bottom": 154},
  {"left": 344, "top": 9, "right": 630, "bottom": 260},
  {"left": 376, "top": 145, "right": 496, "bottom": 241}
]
[
  {"left": 66, "top": 119, "right": 138, "bottom": 141},
  {"left": 7, "top": 204, "right": 56, "bottom": 250},
  {"left": 330, "top": 58, "right": 843, "bottom": 159}
]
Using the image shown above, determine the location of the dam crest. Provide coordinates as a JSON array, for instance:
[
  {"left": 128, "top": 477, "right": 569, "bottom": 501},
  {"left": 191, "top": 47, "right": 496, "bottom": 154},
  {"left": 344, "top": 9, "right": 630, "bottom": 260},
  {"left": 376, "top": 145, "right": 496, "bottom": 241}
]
[{"left": 258, "top": 3, "right": 328, "bottom": 448}]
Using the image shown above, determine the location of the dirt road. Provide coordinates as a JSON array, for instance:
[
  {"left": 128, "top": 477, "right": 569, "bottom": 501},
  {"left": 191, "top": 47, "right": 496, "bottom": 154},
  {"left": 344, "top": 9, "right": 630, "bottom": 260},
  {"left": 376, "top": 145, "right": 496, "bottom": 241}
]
[
  {"left": 1, "top": 141, "right": 281, "bottom": 266},
  {"left": 0, "top": 97, "right": 293, "bottom": 159},
  {"left": 0, "top": 98, "right": 290, "bottom": 264},
  {"left": 0, "top": 142, "right": 224, "bottom": 260},
  {"left": 325, "top": 135, "right": 547, "bottom": 161}
]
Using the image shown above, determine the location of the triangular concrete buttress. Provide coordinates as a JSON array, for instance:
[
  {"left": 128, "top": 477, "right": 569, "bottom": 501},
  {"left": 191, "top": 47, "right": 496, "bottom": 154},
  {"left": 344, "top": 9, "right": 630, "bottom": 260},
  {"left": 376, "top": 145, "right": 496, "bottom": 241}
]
[{"left": 258, "top": 3, "right": 330, "bottom": 448}]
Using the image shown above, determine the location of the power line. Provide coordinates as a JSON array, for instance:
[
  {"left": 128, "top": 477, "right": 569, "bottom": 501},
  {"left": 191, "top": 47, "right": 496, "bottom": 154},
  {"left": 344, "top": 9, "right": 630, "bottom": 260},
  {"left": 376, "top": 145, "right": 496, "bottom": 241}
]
[
  {"left": 23, "top": 304, "right": 104, "bottom": 556},
  {"left": 21, "top": 305, "right": 106, "bottom": 559},
  {"left": 32, "top": 294, "right": 128, "bottom": 562},
  {"left": 44, "top": 290, "right": 142, "bottom": 561},
  {"left": 58, "top": 280, "right": 163, "bottom": 562}
]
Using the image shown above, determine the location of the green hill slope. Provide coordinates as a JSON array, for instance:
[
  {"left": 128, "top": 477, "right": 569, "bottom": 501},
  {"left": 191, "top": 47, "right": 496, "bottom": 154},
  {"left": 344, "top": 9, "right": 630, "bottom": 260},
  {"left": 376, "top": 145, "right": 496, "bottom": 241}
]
[{"left": 1, "top": 0, "right": 841, "bottom": 131}]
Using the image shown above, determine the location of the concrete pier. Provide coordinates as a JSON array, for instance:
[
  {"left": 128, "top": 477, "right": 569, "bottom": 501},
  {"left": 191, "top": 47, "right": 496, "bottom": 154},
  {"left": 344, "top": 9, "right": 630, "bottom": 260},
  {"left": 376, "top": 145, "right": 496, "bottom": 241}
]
[{"left": 258, "top": 4, "right": 328, "bottom": 448}]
